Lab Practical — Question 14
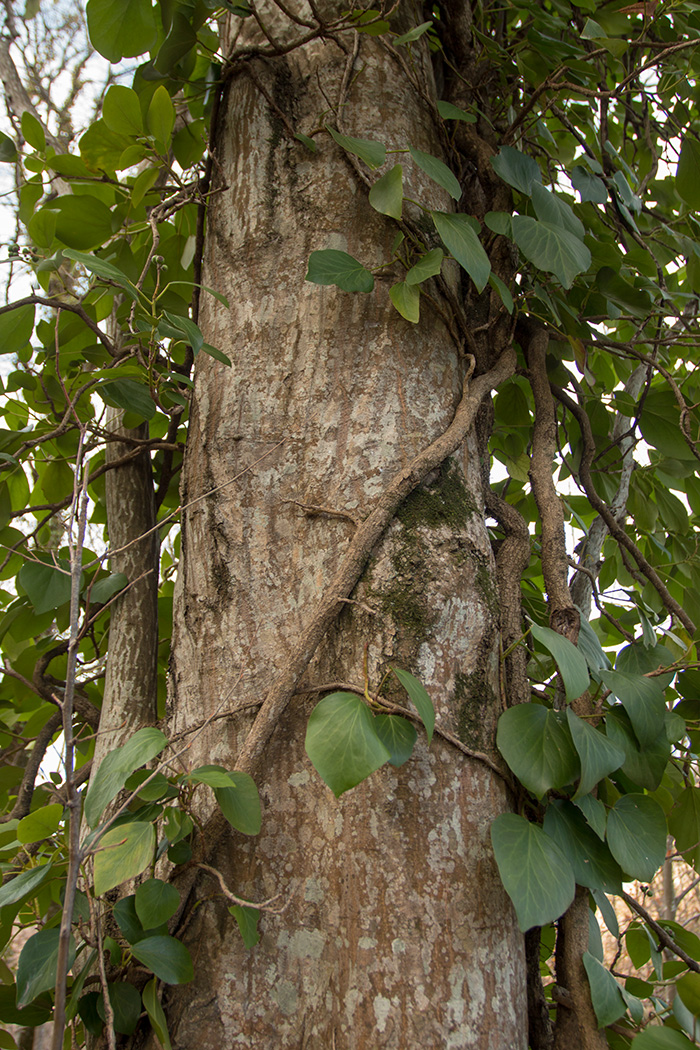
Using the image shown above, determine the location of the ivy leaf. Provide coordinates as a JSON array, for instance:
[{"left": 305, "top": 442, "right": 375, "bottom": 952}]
[
  {"left": 305, "top": 692, "right": 390, "bottom": 796},
  {"left": 373, "top": 714, "right": 417, "bottom": 767},
  {"left": 230, "top": 904, "right": 261, "bottom": 948},
  {"left": 606, "top": 795, "right": 667, "bottom": 881},
  {"left": 390, "top": 667, "right": 435, "bottom": 742},
  {"left": 389, "top": 280, "right": 420, "bottom": 323},
  {"left": 135, "top": 879, "right": 180, "bottom": 929},
  {"left": 529, "top": 621, "right": 589, "bottom": 700},
  {"left": 432, "top": 211, "right": 490, "bottom": 292},
  {"left": 409, "top": 146, "right": 461, "bottom": 200},
  {"left": 601, "top": 669, "right": 666, "bottom": 747},
  {"left": 93, "top": 821, "right": 156, "bottom": 896},
  {"left": 497, "top": 705, "right": 579, "bottom": 798},
  {"left": 143, "top": 979, "right": 172, "bottom": 1050},
  {"left": 566, "top": 709, "right": 624, "bottom": 799},
  {"left": 84, "top": 727, "right": 167, "bottom": 827},
  {"left": 17, "top": 929, "right": 75, "bottom": 1007},
  {"left": 306, "top": 250, "right": 374, "bottom": 293},
  {"left": 393, "top": 20, "right": 432, "bottom": 45},
  {"left": 406, "top": 248, "right": 443, "bottom": 285},
  {"left": 571, "top": 165, "right": 607, "bottom": 204},
  {"left": 326, "top": 126, "right": 386, "bottom": 169},
  {"left": 368, "top": 164, "right": 403, "bottom": 219},
  {"left": 86, "top": 0, "right": 158, "bottom": 62},
  {"left": 605, "top": 706, "right": 669, "bottom": 791},
  {"left": 131, "top": 936, "right": 193, "bottom": 985},
  {"left": 511, "top": 215, "right": 591, "bottom": 288},
  {"left": 213, "top": 773, "right": 261, "bottom": 836},
  {"left": 97, "top": 983, "right": 141, "bottom": 1035},
  {"left": 19, "top": 557, "right": 74, "bottom": 614},
  {"left": 491, "top": 813, "right": 575, "bottom": 931},
  {"left": 437, "top": 100, "right": 476, "bottom": 123},
  {"left": 491, "top": 146, "right": 542, "bottom": 195},
  {"left": 543, "top": 800, "right": 623, "bottom": 894},
  {"left": 531, "top": 183, "right": 585, "bottom": 238},
  {"left": 582, "top": 952, "right": 627, "bottom": 1027}
]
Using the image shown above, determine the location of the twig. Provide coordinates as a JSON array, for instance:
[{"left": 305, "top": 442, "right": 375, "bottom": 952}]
[
  {"left": 620, "top": 890, "right": 700, "bottom": 974},
  {"left": 198, "top": 864, "right": 287, "bottom": 912}
]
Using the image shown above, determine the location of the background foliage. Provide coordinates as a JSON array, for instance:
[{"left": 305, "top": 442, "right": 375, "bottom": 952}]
[{"left": 1, "top": 0, "right": 700, "bottom": 1047}]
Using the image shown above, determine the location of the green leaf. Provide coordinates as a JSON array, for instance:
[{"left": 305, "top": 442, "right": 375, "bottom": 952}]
[
  {"left": 511, "top": 215, "right": 591, "bottom": 288},
  {"left": 135, "top": 879, "right": 180, "bottom": 929},
  {"left": 21, "top": 112, "right": 45, "bottom": 152},
  {"left": 0, "top": 131, "right": 18, "bottom": 162},
  {"left": 490, "top": 813, "right": 575, "bottom": 931},
  {"left": 61, "top": 249, "right": 139, "bottom": 299},
  {"left": 326, "top": 126, "right": 386, "bottom": 169},
  {"left": 88, "top": 572, "right": 128, "bottom": 605},
  {"left": 130, "top": 936, "right": 193, "bottom": 985},
  {"left": 17, "top": 804, "right": 63, "bottom": 845},
  {"left": 497, "top": 705, "right": 578, "bottom": 798},
  {"left": 639, "top": 389, "right": 699, "bottom": 461},
  {"left": 143, "top": 979, "right": 172, "bottom": 1050},
  {"left": 531, "top": 183, "right": 585, "bottom": 238},
  {"left": 173, "top": 119, "right": 207, "bottom": 168},
  {"left": 393, "top": 20, "right": 432, "bottom": 45},
  {"left": 162, "top": 311, "right": 204, "bottom": 354},
  {"left": 571, "top": 165, "right": 608, "bottom": 204},
  {"left": 230, "top": 904, "right": 261, "bottom": 948},
  {"left": 0, "top": 303, "right": 35, "bottom": 355},
  {"left": 491, "top": 146, "right": 542, "bottom": 195},
  {"left": 669, "top": 787, "right": 700, "bottom": 868},
  {"left": 543, "top": 800, "right": 623, "bottom": 893},
  {"left": 607, "top": 794, "right": 667, "bottom": 881},
  {"left": 631, "top": 1030, "right": 696, "bottom": 1049},
  {"left": 576, "top": 617, "right": 611, "bottom": 673},
  {"left": 102, "top": 85, "right": 143, "bottom": 138},
  {"left": 389, "top": 280, "right": 420, "bottom": 323},
  {"left": 19, "top": 558, "right": 73, "bottom": 614},
  {"left": 529, "top": 621, "right": 590, "bottom": 700},
  {"left": 113, "top": 895, "right": 165, "bottom": 945},
  {"left": 601, "top": 669, "right": 666, "bottom": 748},
  {"left": 97, "top": 983, "right": 141, "bottom": 1035},
  {"left": 98, "top": 378, "right": 156, "bottom": 422},
  {"left": 147, "top": 86, "right": 176, "bottom": 149},
  {"left": 677, "top": 973, "right": 700, "bottom": 1018},
  {"left": 185, "top": 764, "right": 238, "bottom": 788},
  {"left": 566, "top": 709, "right": 624, "bottom": 799},
  {"left": 390, "top": 667, "right": 435, "bottom": 742},
  {"left": 582, "top": 952, "right": 627, "bottom": 1027},
  {"left": 305, "top": 692, "right": 390, "bottom": 796},
  {"left": 294, "top": 132, "right": 316, "bottom": 152},
  {"left": 408, "top": 146, "right": 461, "bottom": 201},
  {"left": 574, "top": 793, "right": 607, "bottom": 840},
  {"left": 406, "top": 248, "right": 443, "bottom": 285},
  {"left": 52, "top": 196, "right": 114, "bottom": 251},
  {"left": 677, "top": 136, "right": 700, "bottom": 210},
  {"left": 213, "top": 773, "right": 261, "bottom": 836},
  {"left": 84, "top": 727, "right": 167, "bottom": 827},
  {"left": 432, "top": 211, "right": 490, "bottom": 292},
  {"left": 373, "top": 714, "right": 417, "bottom": 767},
  {"left": 368, "top": 164, "right": 403, "bottom": 219},
  {"left": 488, "top": 272, "right": 514, "bottom": 314},
  {"left": 17, "top": 929, "right": 75, "bottom": 1007},
  {"left": 606, "top": 706, "right": 669, "bottom": 792},
  {"left": 485, "top": 211, "right": 512, "bottom": 237},
  {"left": 201, "top": 343, "right": 232, "bottom": 366},
  {"left": 86, "top": 0, "right": 158, "bottom": 62},
  {"left": 305, "top": 250, "right": 374, "bottom": 293},
  {"left": 0, "top": 864, "right": 52, "bottom": 909},
  {"left": 437, "top": 100, "right": 477, "bottom": 123},
  {"left": 93, "top": 821, "right": 156, "bottom": 896}
]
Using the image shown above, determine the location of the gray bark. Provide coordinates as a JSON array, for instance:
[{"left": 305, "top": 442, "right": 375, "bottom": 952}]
[{"left": 166, "top": 13, "right": 525, "bottom": 1048}]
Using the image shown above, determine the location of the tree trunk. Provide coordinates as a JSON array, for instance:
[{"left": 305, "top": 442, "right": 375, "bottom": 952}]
[{"left": 165, "top": 12, "right": 526, "bottom": 1048}]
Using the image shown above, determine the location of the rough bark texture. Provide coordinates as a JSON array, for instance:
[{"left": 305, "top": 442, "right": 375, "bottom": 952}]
[{"left": 166, "top": 11, "right": 526, "bottom": 1048}]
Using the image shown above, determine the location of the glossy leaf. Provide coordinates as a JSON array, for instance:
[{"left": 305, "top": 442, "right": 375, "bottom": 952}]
[
  {"left": 135, "top": 879, "right": 180, "bottom": 929},
  {"left": 491, "top": 813, "right": 575, "bottom": 931},
  {"left": 97, "top": 983, "right": 141, "bottom": 1035},
  {"left": 131, "top": 936, "right": 193, "bottom": 985},
  {"left": 305, "top": 692, "right": 390, "bottom": 796}
]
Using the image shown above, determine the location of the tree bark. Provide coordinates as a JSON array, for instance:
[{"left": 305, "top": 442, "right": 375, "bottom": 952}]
[{"left": 165, "top": 12, "right": 526, "bottom": 1048}]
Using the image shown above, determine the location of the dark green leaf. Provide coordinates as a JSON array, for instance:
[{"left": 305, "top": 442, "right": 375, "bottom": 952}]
[
  {"left": 406, "top": 248, "right": 443, "bottom": 286},
  {"left": 131, "top": 935, "right": 193, "bottom": 985},
  {"left": 99, "top": 378, "right": 156, "bottom": 422},
  {"left": 497, "top": 705, "right": 579, "bottom": 798},
  {"left": 0, "top": 131, "right": 18, "bottom": 162},
  {"left": 373, "top": 714, "right": 417, "bottom": 767},
  {"left": 571, "top": 165, "right": 607, "bottom": 204},
  {"left": 491, "top": 146, "right": 542, "bottom": 195},
  {"left": 531, "top": 183, "right": 584, "bottom": 238},
  {"left": 511, "top": 215, "right": 591, "bottom": 288},
  {"left": 201, "top": 343, "right": 232, "bottom": 366},
  {"left": 326, "top": 126, "right": 386, "bottom": 169},
  {"left": 432, "top": 211, "right": 490, "bottom": 292},
  {"left": 390, "top": 667, "right": 435, "bottom": 743},
  {"left": 582, "top": 952, "right": 626, "bottom": 1027},
  {"left": 142, "top": 978, "right": 172, "bottom": 1050},
  {"left": 306, "top": 250, "right": 374, "bottom": 293},
  {"left": 408, "top": 146, "right": 461, "bottom": 200},
  {"left": 17, "top": 929, "right": 75, "bottom": 1007},
  {"left": 97, "top": 983, "right": 141, "bottom": 1035},
  {"left": 305, "top": 692, "right": 390, "bottom": 796},
  {"left": 491, "top": 813, "right": 575, "bottom": 931},
  {"left": 135, "top": 879, "right": 180, "bottom": 929},
  {"left": 677, "top": 136, "right": 700, "bottom": 209},
  {"left": 437, "top": 100, "right": 476, "bottom": 123},
  {"left": 543, "top": 800, "right": 623, "bottom": 893},
  {"left": 230, "top": 904, "right": 261, "bottom": 948},
  {"left": 88, "top": 572, "right": 128, "bottom": 605},
  {"left": 19, "top": 557, "right": 73, "bottom": 614},
  {"left": 213, "top": 772, "right": 261, "bottom": 835},
  {"left": 62, "top": 249, "right": 139, "bottom": 299},
  {"left": 566, "top": 709, "right": 624, "bottom": 799},
  {"left": 530, "top": 621, "right": 589, "bottom": 700},
  {"left": 607, "top": 794, "right": 667, "bottom": 881},
  {"left": 606, "top": 706, "right": 669, "bottom": 791},
  {"left": 602, "top": 669, "right": 666, "bottom": 748}
]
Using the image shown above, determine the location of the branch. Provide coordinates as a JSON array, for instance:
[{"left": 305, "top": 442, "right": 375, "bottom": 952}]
[{"left": 620, "top": 890, "right": 700, "bottom": 974}]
